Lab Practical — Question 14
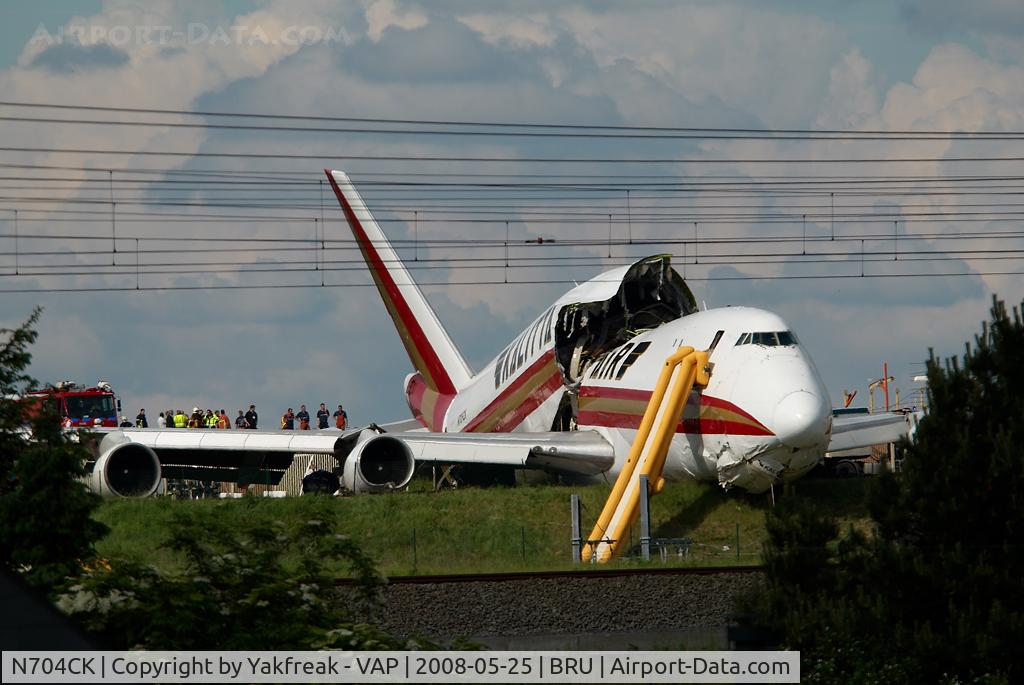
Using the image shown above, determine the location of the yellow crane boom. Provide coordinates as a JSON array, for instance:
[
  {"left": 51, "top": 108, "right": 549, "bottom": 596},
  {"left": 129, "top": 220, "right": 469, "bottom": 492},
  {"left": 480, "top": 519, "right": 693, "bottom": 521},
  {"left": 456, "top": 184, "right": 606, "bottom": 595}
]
[{"left": 583, "top": 346, "right": 711, "bottom": 562}]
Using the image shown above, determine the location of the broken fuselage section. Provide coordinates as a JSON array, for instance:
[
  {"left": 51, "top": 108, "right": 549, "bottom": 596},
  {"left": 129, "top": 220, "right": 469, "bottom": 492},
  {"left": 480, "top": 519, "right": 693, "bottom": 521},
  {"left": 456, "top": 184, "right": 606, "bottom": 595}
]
[{"left": 435, "top": 255, "right": 697, "bottom": 438}]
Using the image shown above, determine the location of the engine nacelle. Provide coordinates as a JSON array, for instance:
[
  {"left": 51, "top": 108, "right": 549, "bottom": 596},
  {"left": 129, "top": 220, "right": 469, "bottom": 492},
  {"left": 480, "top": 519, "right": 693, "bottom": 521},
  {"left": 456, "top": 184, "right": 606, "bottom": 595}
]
[
  {"left": 90, "top": 439, "right": 162, "bottom": 498},
  {"left": 342, "top": 435, "right": 415, "bottom": 493}
]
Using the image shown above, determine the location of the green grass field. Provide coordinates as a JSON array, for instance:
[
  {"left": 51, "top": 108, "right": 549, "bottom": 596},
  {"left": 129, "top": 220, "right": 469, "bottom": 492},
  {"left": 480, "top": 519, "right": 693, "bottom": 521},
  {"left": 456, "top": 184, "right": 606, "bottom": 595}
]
[{"left": 93, "top": 476, "right": 869, "bottom": 577}]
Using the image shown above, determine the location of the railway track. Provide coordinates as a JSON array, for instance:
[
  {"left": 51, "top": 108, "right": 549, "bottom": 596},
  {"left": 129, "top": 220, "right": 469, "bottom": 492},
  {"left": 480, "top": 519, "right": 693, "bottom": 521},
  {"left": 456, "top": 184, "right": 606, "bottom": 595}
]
[
  {"left": 339, "top": 565, "right": 763, "bottom": 585},
  {"left": 375, "top": 565, "right": 765, "bottom": 642}
]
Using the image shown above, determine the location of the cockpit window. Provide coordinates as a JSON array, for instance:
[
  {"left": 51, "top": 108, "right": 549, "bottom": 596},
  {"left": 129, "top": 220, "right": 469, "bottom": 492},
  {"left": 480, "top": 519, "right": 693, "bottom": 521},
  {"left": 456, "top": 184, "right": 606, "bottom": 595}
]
[
  {"left": 735, "top": 331, "right": 798, "bottom": 347},
  {"left": 776, "top": 331, "right": 798, "bottom": 346}
]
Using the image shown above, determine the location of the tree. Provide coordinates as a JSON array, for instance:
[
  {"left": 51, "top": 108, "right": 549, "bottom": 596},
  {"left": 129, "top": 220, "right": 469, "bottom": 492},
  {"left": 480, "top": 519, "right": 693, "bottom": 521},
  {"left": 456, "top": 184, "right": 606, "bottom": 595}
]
[
  {"left": 0, "top": 308, "right": 108, "bottom": 592},
  {"left": 58, "top": 500, "right": 430, "bottom": 650},
  {"left": 0, "top": 309, "right": 39, "bottom": 491},
  {"left": 756, "top": 297, "right": 1024, "bottom": 684}
]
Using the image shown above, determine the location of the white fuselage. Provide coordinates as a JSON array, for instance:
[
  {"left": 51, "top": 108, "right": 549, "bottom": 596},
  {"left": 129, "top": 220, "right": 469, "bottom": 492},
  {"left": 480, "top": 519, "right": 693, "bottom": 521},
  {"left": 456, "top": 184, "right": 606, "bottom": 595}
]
[{"left": 435, "top": 306, "right": 832, "bottom": 494}]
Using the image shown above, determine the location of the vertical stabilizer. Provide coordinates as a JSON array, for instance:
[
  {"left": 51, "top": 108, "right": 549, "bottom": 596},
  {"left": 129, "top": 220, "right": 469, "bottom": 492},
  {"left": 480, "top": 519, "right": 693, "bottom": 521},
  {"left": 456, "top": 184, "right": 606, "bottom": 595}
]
[{"left": 325, "top": 169, "right": 473, "bottom": 394}]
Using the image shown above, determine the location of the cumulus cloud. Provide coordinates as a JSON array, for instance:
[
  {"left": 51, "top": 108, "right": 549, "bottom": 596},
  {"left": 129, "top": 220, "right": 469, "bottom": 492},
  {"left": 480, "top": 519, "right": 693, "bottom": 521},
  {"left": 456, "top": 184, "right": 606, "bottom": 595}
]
[
  {"left": 29, "top": 41, "right": 130, "bottom": 72},
  {"left": 815, "top": 49, "right": 880, "bottom": 129},
  {"left": 881, "top": 44, "right": 1024, "bottom": 129},
  {"left": 901, "top": 0, "right": 1024, "bottom": 38},
  {"left": 340, "top": 17, "right": 542, "bottom": 83},
  {"left": 457, "top": 12, "right": 558, "bottom": 48},
  {"left": 551, "top": 3, "right": 845, "bottom": 127},
  {"left": 900, "top": 1, "right": 1024, "bottom": 64},
  {"left": 872, "top": 43, "right": 1024, "bottom": 297},
  {"left": 365, "top": 0, "right": 428, "bottom": 42}
]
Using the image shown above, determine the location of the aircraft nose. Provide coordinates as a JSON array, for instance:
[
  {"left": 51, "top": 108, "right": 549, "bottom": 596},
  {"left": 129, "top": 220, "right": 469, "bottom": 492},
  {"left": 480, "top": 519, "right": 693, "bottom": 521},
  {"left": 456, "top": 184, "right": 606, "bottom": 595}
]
[{"left": 772, "top": 390, "right": 830, "bottom": 448}]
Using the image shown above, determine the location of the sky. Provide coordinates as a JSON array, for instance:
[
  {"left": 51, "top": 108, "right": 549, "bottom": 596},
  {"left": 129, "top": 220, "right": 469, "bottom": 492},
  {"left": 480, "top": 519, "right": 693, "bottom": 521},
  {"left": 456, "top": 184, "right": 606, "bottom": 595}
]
[{"left": 1, "top": 0, "right": 1023, "bottom": 424}]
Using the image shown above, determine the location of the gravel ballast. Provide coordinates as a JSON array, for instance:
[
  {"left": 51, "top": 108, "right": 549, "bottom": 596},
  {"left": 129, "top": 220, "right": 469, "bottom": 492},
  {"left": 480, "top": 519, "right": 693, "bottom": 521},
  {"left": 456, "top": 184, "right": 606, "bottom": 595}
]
[{"left": 380, "top": 571, "right": 764, "bottom": 644}]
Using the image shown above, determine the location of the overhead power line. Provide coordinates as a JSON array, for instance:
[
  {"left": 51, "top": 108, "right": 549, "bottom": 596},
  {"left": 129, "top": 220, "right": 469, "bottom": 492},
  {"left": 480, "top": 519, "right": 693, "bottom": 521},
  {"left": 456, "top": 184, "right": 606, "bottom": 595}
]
[
  {"left": 8, "top": 162, "right": 1024, "bottom": 184},
  {"left": 2, "top": 226, "right": 1022, "bottom": 246},
  {"left": 6, "top": 195, "right": 1024, "bottom": 225},
  {"left": 4, "top": 247, "right": 1022, "bottom": 271},
  {"left": 9, "top": 173, "right": 1024, "bottom": 188},
  {"left": 2, "top": 103, "right": 1021, "bottom": 295},
  {"left": 3, "top": 100, "right": 1023, "bottom": 138},
  {"left": 0, "top": 269, "right": 1018, "bottom": 295},
  {"left": 8, "top": 113, "right": 1024, "bottom": 141},
  {"left": 5, "top": 146, "right": 1024, "bottom": 164}
]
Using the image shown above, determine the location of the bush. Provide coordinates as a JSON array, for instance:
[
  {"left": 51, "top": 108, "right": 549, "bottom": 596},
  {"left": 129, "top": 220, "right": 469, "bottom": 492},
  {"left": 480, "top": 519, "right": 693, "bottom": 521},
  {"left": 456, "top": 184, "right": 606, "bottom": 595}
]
[{"left": 58, "top": 499, "right": 431, "bottom": 649}]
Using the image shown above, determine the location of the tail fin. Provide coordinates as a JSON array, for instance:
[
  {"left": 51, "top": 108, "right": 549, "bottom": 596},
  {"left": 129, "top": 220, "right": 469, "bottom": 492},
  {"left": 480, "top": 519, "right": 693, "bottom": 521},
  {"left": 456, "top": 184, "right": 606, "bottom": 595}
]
[{"left": 325, "top": 169, "right": 473, "bottom": 394}]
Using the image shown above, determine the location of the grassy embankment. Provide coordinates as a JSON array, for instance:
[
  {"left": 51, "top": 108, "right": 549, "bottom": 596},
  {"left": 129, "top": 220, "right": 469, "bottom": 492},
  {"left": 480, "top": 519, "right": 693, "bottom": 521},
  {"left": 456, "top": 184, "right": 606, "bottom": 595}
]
[{"left": 94, "top": 476, "right": 868, "bottom": 577}]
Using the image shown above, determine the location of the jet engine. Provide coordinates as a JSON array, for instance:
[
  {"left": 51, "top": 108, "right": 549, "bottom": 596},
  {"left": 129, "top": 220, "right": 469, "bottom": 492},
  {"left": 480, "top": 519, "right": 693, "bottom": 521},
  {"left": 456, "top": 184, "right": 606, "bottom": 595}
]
[
  {"left": 90, "top": 439, "right": 162, "bottom": 498},
  {"left": 341, "top": 434, "right": 415, "bottom": 493}
]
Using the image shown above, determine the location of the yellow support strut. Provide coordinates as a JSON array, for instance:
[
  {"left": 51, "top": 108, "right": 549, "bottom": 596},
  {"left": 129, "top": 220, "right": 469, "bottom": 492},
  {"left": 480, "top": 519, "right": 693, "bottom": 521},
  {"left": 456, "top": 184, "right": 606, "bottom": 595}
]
[{"left": 582, "top": 346, "right": 711, "bottom": 563}]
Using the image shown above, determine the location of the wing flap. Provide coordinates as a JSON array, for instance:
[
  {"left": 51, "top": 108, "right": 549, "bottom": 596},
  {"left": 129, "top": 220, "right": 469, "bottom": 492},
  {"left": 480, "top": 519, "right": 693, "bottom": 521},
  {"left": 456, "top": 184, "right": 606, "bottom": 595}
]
[
  {"left": 395, "top": 430, "right": 614, "bottom": 476},
  {"left": 828, "top": 412, "right": 917, "bottom": 452},
  {"left": 122, "top": 429, "right": 344, "bottom": 453}
]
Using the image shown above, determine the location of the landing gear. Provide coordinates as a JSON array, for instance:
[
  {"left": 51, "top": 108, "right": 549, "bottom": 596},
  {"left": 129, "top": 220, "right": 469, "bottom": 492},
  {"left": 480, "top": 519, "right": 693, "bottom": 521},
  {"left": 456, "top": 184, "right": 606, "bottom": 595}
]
[
  {"left": 835, "top": 460, "right": 861, "bottom": 477},
  {"left": 550, "top": 392, "right": 579, "bottom": 432}
]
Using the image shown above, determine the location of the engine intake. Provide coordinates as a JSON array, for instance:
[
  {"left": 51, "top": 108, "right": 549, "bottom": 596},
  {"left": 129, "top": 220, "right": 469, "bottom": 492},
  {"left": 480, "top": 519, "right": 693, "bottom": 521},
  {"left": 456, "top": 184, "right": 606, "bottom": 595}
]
[
  {"left": 342, "top": 435, "right": 415, "bottom": 493},
  {"left": 91, "top": 441, "right": 162, "bottom": 497}
]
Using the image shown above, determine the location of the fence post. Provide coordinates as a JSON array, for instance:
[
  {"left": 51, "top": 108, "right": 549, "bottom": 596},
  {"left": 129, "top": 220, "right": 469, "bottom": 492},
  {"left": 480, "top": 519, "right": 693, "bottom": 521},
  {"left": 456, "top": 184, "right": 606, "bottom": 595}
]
[
  {"left": 521, "top": 527, "right": 526, "bottom": 562},
  {"left": 735, "top": 523, "right": 740, "bottom": 560},
  {"left": 570, "top": 494, "right": 582, "bottom": 563},
  {"left": 412, "top": 528, "right": 418, "bottom": 571},
  {"left": 640, "top": 474, "right": 651, "bottom": 561}
]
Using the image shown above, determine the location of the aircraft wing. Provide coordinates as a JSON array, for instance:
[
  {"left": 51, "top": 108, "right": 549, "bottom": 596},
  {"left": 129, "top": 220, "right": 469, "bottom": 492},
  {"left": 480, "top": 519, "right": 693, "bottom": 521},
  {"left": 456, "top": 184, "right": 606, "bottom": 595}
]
[
  {"left": 827, "top": 411, "right": 920, "bottom": 452},
  {"left": 88, "top": 425, "right": 614, "bottom": 496},
  {"left": 90, "top": 428, "right": 351, "bottom": 493},
  {"left": 379, "top": 429, "right": 615, "bottom": 475},
  {"left": 335, "top": 426, "right": 615, "bottom": 492}
]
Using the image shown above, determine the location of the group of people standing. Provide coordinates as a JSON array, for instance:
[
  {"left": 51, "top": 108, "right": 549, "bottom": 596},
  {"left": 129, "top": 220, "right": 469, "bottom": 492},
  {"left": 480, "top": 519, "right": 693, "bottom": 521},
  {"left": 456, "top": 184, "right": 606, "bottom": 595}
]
[
  {"left": 281, "top": 403, "right": 347, "bottom": 430},
  {"left": 139, "top": 403, "right": 348, "bottom": 431},
  {"left": 151, "top": 404, "right": 261, "bottom": 430}
]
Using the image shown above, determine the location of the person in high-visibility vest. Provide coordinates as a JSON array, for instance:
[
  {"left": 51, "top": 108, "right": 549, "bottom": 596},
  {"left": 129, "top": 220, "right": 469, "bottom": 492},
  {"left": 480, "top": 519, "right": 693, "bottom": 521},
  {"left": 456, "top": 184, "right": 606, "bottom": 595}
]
[
  {"left": 296, "top": 404, "right": 310, "bottom": 430},
  {"left": 333, "top": 404, "right": 348, "bottom": 430},
  {"left": 204, "top": 409, "right": 217, "bottom": 428},
  {"left": 217, "top": 409, "right": 229, "bottom": 429},
  {"left": 174, "top": 410, "right": 187, "bottom": 428}
]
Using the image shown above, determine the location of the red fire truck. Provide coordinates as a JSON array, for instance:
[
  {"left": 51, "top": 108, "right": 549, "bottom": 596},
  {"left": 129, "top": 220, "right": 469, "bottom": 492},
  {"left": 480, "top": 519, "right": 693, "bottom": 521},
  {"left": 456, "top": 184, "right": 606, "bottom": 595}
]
[{"left": 25, "top": 380, "right": 120, "bottom": 428}]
